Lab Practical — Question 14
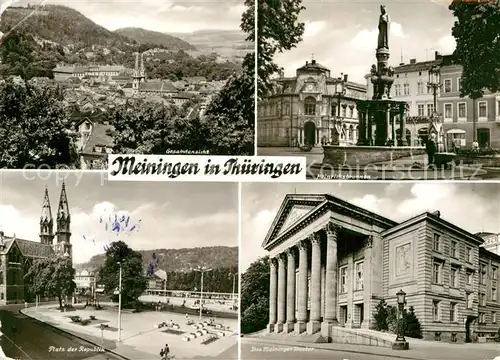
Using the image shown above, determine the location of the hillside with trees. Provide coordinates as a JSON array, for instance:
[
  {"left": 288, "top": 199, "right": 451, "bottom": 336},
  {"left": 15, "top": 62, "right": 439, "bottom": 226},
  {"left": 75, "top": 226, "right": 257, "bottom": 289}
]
[{"left": 115, "top": 27, "right": 196, "bottom": 51}]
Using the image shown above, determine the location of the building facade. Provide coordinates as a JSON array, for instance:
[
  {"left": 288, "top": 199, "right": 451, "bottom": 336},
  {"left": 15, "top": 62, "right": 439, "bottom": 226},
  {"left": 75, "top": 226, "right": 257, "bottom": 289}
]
[
  {"left": 0, "top": 185, "right": 72, "bottom": 305},
  {"left": 74, "top": 269, "right": 95, "bottom": 295},
  {"left": 439, "top": 59, "right": 500, "bottom": 149},
  {"left": 264, "top": 194, "right": 500, "bottom": 343},
  {"left": 258, "top": 59, "right": 367, "bottom": 147}
]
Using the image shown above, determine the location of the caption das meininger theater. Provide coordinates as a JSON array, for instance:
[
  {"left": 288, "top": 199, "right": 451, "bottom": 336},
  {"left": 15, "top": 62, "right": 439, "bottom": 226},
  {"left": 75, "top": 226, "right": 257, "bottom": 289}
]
[{"left": 107, "top": 155, "right": 306, "bottom": 181}]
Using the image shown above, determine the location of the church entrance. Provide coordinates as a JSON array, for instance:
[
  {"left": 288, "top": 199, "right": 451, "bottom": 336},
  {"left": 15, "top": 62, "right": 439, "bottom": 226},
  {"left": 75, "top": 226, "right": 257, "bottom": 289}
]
[{"left": 304, "top": 121, "right": 316, "bottom": 146}]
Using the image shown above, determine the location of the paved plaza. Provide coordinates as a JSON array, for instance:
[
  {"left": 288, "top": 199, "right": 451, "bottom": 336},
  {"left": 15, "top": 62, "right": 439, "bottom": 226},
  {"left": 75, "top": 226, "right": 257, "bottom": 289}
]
[
  {"left": 21, "top": 304, "right": 238, "bottom": 360},
  {"left": 138, "top": 295, "right": 238, "bottom": 315}
]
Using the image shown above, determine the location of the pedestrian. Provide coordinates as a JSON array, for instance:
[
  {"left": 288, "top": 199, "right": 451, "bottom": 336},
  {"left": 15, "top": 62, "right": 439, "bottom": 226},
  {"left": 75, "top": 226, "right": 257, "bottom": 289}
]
[{"left": 426, "top": 133, "right": 437, "bottom": 167}]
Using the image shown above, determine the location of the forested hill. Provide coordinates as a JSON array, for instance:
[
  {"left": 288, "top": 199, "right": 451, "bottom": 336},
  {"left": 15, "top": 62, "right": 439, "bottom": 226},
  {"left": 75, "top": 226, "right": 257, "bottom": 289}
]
[
  {"left": 75, "top": 246, "right": 238, "bottom": 272},
  {"left": 115, "top": 27, "right": 196, "bottom": 51},
  {"left": 0, "top": 5, "right": 194, "bottom": 51}
]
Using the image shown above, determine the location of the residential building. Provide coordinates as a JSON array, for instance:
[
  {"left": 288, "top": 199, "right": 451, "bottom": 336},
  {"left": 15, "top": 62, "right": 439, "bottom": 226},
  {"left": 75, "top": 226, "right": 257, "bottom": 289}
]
[
  {"left": 74, "top": 269, "right": 95, "bottom": 295},
  {"left": 258, "top": 59, "right": 367, "bottom": 147},
  {"left": 264, "top": 194, "right": 500, "bottom": 343},
  {"left": 76, "top": 118, "right": 114, "bottom": 170},
  {"left": 53, "top": 64, "right": 125, "bottom": 82}
]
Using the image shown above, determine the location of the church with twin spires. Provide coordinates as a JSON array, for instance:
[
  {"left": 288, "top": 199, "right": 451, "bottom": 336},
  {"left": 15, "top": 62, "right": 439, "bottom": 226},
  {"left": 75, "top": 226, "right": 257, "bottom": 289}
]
[{"left": 0, "top": 184, "right": 72, "bottom": 305}]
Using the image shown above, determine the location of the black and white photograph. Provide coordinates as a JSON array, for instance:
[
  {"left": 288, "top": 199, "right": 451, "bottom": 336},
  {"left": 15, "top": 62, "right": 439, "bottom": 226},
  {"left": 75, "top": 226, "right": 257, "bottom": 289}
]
[
  {"left": 0, "top": 172, "right": 238, "bottom": 360},
  {"left": 0, "top": 0, "right": 255, "bottom": 170},
  {"left": 257, "top": 0, "right": 500, "bottom": 180},
  {"left": 240, "top": 182, "right": 500, "bottom": 360}
]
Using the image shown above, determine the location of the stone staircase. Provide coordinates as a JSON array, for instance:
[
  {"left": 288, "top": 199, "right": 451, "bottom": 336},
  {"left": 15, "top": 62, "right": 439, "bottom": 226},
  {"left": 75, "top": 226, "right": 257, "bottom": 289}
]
[
  {"left": 263, "top": 331, "right": 328, "bottom": 343},
  {"left": 328, "top": 327, "right": 394, "bottom": 348}
]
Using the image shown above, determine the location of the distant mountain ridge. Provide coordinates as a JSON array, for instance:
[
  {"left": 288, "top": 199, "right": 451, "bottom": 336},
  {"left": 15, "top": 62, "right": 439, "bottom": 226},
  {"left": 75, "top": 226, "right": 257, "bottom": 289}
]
[
  {"left": 75, "top": 246, "right": 238, "bottom": 272},
  {"left": 114, "top": 27, "right": 196, "bottom": 51}
]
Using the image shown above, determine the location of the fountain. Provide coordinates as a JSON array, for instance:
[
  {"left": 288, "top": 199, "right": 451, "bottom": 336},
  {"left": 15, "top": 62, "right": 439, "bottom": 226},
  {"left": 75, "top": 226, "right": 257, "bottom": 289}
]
[{"left": 322, "top": 5, "right": 425, "bottom": 167}]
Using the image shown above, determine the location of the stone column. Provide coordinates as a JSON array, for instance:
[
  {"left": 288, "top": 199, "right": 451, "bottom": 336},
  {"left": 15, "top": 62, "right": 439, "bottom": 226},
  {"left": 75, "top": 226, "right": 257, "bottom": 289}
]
[
  {"left": 362, "top": 236, "right": 373, "bottom": 329},
  {"left": 366, "top": 108, "right": 372, "bottom": 145},
  {"left": 345, "top": 254, "right": 354, "bottom": 328},
  {"left": 268, "top": 257, "right": 278, "bottom": 332},
  {"left": 307, "top": 233, "right": 322, "bottom": 334},
  {"left": 399, "top": 104, "right": 408, "bottom": 146},
  {"left": 385, "top": 106, "right": 391, "bottom": 144},
  {"left": 322, "top": 223, "right": 340, "bottom": 337},
  {"left": 276, "top": 253, "right": 287, "bottom": 332},
  {"left": 295, "top": 240, "right": 309, "bottom": 334},
  {"left": 357, "top": 109, "right": 364, "bottom": 145},
  {"left": 285, "top": 248, "right": 296, "bottom": 333}
]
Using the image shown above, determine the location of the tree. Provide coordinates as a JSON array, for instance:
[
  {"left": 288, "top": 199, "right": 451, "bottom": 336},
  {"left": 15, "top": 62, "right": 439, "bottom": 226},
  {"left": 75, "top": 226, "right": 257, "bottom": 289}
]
[
  {"left": 98, "top": 241, "right": 148, "bottom": 308},
  {"left": 373, "top": 299, "right": 389, "bottom": 331},
  {"left": 405, "top": 306, "right": 423, "bottom": 339},
  {"left": 449, "top": 1, "right": 500, "bottom": 99},
  {"left": 245, "top": 0, "right": 305, "bottom": 99},
  {"left": 0, "top": 77, "right": 79, "bottom": 168},
  {"left": 241, "top": 256, "right": 270, "bottom": 333},
  {"left": 25, "top": 256, "right": 76, "bottom": 308}
]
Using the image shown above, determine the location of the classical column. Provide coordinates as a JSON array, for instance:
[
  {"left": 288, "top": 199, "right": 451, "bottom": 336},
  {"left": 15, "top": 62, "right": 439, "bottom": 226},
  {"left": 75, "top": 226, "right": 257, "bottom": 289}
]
[
  {"left": 357, "top": 107, "right": 366, "bottom": 145},
  {"left": 385, "top": 105, "right": 391, "bottom": 144},
  {"left": 322, "top": 223, "right": 340, "bottom": 337},
  {"left": 366, "top": 108, "right": 372, "bottom": 145},
  {"left": 362, "top": 236, "right": 373, "bottom": 329},
  {"left": 307, "top": 233, "right": 322, "bottom": 334},
  {"left": 268, "top": 257, "right": 278, "bottom": 332},
  {"left": 399, "top": 104, "right": 408, "bottom": 146},
  {"left": 285, "top": 248, "right": 296, "bottom": 333},
  {"left": 276, "top": 253, "right": 287, "bottom": 332},
  {"left": 295, "top": 240, "right": 309, "bottom": 334},
  {"left": 345, "top": 253, "right": 354, "bottom": 328}
]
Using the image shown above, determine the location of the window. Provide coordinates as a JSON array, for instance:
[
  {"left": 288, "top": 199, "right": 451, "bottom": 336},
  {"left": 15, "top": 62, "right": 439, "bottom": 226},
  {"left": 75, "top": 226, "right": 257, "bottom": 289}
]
[
  {"left": 444, "top": 103, "right": 452, "bottom": 119},
  {"left": 480, "top": 264, "right": 487, "bottom": 285},
  {"left": 478, "top": 101, "right": 487, "bottom": 118},
  {"left": 404, "top": 83, "right": 410, "bottom": 95},
  {"left": 450, "top": 267, "right": 458, "bottom": 288},
  {"left": 349, "top": 107, "right": 354, "bottom": 118},
  {"left": 479, "top": 292, "right": 486, "bottom": 306},
  {"left": 331, "top": 104, "right": 337, "bottom": 117},
  {"left": 458, "top": 102, "right": 467, "bottom": 119},
  {"left": 497, "top": 99, "right": 500, "bottom": 116},
  {"left": 466, "top": 247, "right": 472, "bottom": 262},
  {"left": 427, "top": 103, "right": 434, "bottom": 116},
  {"left": 433, "top": 261, "right": 442, "bottom": 284},
  {"left": 417, "top": 82, "right": 424, "bottom": 95},
  {"left": 342, "top": 106, "right": 347, "bottom": 117},
  {"left": 466, "top": 271, "right": 473, "bottom": 285},
  {"left": 467, "top": 292, "right": 474, "bottom": 308},
  {"left": 493, "top": 267, "right": 498, "bottom": 280},
  {"left": 451, "top": 241, "right": 458, "bottom": 258},
  {"left": 493, "top": 312, "right": 497, "bottom": 323},
  {"left": 492, "top": 287, "right": 497, "bottom": 302},
  {"left": 304, "top": 97, "right": 316, "bottom": 115},
  {"left": 433, "top": 234, "right": 440, "bottom": 252},
  {"left": 450, "top": 302, "right": 457, "bottom": 322},
  {"left": 417, "top": 104, "right": 425, "bottom": 116},
  {"left": 433, "top": 300, "right": 440, "bottom": 321},
  {"left": 444, "top": 79, "right": 452, "bottom": 93},
  {"left": 395, "top": 84, "right": 401, "bottom": 96},
  {"left": 479, "top": 312, "right": 485, "bottom": 324},
  {"left": 340, "top": 266, "right": 347, "bottom": 293},
  {"left": 355, "top": 261, "right": 364, "bottom": 290}
]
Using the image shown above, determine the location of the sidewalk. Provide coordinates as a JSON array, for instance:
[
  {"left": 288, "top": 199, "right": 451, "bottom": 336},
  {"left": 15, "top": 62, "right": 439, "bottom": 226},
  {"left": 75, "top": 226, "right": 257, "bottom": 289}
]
[
  {"left": 22, "top": 304, "right": 238, "bottom": 360},
  {"left": 243, "top": 335, "right": 500, "bottom": 360}
]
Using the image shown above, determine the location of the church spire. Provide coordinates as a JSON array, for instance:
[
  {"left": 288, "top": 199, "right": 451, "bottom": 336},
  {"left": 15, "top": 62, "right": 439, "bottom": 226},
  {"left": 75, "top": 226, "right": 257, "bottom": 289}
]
[
  {"left": 56, "top": 182, "right": 72, "bottom": 259},
  {"left": 40, "top": 186, "right": 54, "bottom": 245},
  {"left": 57, "top": 182, "right": 70, "bottom": 221}
]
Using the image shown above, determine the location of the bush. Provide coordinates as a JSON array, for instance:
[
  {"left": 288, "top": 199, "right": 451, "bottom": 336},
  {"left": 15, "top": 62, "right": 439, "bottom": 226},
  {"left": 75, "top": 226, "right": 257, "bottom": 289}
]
[
  {"left": 241, "top": 298, "right": 268, "bottom": 334},
  {"left": 372, "top": 300, "right": 422, "bottom": 339},
  {"left": 81, "top": 319, "right": 91, "bottom": 326}
]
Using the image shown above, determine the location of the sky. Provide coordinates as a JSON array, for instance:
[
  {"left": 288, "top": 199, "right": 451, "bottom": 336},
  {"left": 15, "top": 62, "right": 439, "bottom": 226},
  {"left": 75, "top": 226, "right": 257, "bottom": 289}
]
[
  {"left": 1, "top": 0, "right": 246, "bottom": 33},
  {"left": 241, "top": 182, "right": 500, "bottom": 272},
  {"left": 0, "top": 171, "right": 238, "bottom": 264},
  {"left": 275, "top": 0, "right": 457, "bottom": 83}
]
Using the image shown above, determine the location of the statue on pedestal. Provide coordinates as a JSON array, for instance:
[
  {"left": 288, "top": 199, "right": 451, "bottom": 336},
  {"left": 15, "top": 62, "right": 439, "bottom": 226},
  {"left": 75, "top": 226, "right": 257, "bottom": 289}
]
[{"left": 378, "top": 5, "right": 390, "bottom": 50}]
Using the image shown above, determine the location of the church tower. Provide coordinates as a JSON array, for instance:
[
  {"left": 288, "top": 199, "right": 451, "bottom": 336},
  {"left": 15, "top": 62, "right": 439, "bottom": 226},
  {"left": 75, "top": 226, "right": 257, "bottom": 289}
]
[
  {"left": 55, "top": 182, "right": 72, "bottom": 259},
  {"left": 40, "top": 187, "right": 54, "bottom": 245},
  {"left": 132, "top": 52, "right": 146, "bottom": 93}
]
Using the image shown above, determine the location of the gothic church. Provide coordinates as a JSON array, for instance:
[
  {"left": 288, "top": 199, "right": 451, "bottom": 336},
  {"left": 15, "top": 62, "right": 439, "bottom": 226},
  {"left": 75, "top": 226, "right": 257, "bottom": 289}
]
[{"left": 0, "top": 183, "right": 72, "bottom": 304}]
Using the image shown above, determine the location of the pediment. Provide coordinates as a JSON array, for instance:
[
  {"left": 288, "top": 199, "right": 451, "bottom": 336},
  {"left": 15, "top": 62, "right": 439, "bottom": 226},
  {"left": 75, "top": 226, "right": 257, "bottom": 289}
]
[{"left": 276, "top": 205, "right": 315, "bottom": 237}]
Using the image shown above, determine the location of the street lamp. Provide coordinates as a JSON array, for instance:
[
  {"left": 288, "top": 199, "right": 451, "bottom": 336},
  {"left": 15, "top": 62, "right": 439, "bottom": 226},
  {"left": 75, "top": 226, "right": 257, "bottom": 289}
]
[
  {"left": 193, "top": 266, "right": 212, "bottom": 320},
  {"left": 229, "top": 272, "right": 237, "bottom": 309},
  {"left": 392, "top": 289, "right": 409, "bottom": 350},
  {"left": 117, "top": 261, "right": 123, "bottom": 342}
]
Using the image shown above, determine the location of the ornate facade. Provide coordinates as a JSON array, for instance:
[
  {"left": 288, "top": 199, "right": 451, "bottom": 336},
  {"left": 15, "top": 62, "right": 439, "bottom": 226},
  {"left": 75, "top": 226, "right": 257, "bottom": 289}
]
[
  {"left": 0, "top": 184, "right": 72, "bottom": 304},
  {"left": 258, "top": 60, "right": 367, "bottom": 147},
  {"left": 264, "top": 194, "right": 500, "bottom": 343}
]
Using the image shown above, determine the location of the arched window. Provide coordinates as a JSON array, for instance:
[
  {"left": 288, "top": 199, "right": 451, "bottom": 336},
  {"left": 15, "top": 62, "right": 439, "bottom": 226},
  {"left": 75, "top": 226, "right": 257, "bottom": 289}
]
[{"left": 304, "top": 96, "right": 316, "bottom": 115}]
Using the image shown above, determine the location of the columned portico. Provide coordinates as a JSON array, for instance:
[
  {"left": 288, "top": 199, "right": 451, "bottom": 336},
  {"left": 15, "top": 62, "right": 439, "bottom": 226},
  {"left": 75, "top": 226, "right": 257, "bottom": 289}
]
[
  {"left": 267, "top": 258, "right": 277, "bottom": 332},
  {"left": 276, "top": 253, "right": 287, "bottom": 332},
  {"left": 285, "top": 248, "right": 296, "bottom": 332},
  {"left": 307, "top": 234, "right": 322, "bottom": 334},
  {"left": 322, "top": 223, "right": 340, "bottom": 336},
  {"left": 295, "top": 240, "right": 309, "bottom": 334}
]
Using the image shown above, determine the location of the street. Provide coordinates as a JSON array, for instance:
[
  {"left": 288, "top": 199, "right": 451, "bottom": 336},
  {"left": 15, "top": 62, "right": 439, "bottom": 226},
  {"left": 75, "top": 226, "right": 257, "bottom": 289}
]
[
  {"left": 241, "top": 342, "right": 409, "bottom": 360},
  {"left": 0, "top": 305, "right": 122, "bottom": 360}
]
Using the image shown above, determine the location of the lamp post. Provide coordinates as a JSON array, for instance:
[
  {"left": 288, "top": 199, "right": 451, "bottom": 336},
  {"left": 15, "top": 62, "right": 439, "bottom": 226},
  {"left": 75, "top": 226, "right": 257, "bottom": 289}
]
[
  {"left": 427, "top": 66, "right": 441, "bottom": 111},
  {"left": 230, "top": 272, "right": 237, "bottom": 309},
  {"left": 392, "top": 289, "right": 409, "bottom": 350},
  {"left": 117, "top": 262, "right": 122, "bottom": 342},
  {"left": 193, "top": 266, "right": 212, "bottom": 320}
]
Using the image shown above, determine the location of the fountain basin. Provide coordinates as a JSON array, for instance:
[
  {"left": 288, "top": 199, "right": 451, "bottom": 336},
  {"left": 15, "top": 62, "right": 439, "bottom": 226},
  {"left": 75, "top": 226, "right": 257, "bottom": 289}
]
[
  {"left": 434, "top": 152, "right": 456, "bottom": 169},
  {"left": 322, "top": 145, "right": 426, "bottom": 167}
]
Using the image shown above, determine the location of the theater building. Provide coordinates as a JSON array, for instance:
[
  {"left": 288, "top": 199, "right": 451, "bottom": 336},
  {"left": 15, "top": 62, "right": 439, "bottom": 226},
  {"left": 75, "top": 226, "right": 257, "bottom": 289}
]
[
  {"left": 257, "top": 59, "right": 367, "bottom": 147},
  {"left": 264, "top": 194, "right": 500, "bottom": 343}
]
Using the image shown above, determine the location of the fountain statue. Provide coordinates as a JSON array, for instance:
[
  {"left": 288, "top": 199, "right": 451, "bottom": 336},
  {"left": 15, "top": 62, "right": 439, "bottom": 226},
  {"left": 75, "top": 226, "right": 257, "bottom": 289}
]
[
  {"left": 428, "top": 112, "right": 445, "bottom": 153},
  {"left": 377, "top": 5, "right": 390, "bottom": 50}
]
